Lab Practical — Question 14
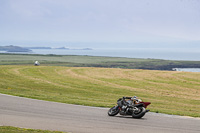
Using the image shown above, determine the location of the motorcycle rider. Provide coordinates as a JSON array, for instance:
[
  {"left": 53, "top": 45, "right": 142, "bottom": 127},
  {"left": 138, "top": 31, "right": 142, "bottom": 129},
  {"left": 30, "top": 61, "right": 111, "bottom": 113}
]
[
  {"left": 121, "top": 96, "right": 140, "bottom": 113},
  {"left": 123, "top": 96, "right": 140, "bottom": 104},
  {"left": 108, "top": 96, "right": 151, "bottom": 118},
  {"left": 132, "top": 96, "right": 142, "bottom": 104}
]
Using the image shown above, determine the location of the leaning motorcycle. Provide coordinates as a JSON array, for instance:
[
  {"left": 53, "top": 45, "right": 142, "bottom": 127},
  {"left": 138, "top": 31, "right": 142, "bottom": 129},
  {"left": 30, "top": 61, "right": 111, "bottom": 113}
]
[{"left": 108, "top": 97, "right": 151, "bottom": 119}]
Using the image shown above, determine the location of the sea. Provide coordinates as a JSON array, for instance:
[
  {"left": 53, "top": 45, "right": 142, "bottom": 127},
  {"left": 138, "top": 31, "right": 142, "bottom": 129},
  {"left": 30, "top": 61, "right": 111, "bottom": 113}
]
[
  {"left": 28, "top": 48, "right": 200, "bottom": 61},
  {"left": 173, "top": 68, "right": 200, "bottom": 72}
]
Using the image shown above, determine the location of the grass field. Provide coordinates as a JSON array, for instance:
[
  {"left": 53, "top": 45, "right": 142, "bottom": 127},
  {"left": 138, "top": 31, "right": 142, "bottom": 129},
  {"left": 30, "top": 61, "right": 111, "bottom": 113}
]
[
  {"left": 1, "top": 53, "right": 200, "bottom": 70},
  {"left": 0, "top": 65, "right": 199, "bottom": 117},
  {"left": 0, "top": 126, "right": 66, "bottom": 133}
]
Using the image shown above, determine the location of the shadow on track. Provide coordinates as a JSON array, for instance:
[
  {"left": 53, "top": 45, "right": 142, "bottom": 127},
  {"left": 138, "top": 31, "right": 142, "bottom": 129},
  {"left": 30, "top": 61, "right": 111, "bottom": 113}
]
[{"left": 111, "top": 115, "right": 147, "bottom": 120}]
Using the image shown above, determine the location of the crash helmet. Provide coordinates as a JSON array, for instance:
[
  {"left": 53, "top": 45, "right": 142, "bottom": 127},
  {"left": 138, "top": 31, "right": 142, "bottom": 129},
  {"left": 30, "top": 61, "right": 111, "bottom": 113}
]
[{"left": 131, "top": 96, "right": 137, "bottom": 100}]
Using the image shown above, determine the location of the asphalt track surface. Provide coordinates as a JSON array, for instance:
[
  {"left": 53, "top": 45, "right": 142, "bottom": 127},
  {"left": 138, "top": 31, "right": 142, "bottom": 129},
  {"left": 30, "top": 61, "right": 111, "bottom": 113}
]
[{"left": 0, "top": 93, "right": 200, "bottom": 133}]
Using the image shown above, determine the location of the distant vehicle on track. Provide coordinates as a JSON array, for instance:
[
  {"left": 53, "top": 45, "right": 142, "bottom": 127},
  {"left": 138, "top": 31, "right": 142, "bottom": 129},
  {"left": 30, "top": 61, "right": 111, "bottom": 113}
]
[{"left": 34, "top": 61, "right": 40, "bottom": 66}]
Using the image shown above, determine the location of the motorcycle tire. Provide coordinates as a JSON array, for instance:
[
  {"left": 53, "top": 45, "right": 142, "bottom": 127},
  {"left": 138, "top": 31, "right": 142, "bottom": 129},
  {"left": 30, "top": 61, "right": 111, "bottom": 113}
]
[
  {"left": 132, "top": 107, "right": 146, "bottom": 119},
  {"left": 108, "top": 106, "right": 119, "bottom": 116}
]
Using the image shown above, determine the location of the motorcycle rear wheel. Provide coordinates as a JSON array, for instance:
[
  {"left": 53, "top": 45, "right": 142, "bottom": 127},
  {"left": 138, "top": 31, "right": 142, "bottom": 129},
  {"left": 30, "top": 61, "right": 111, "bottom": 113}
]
[
  {"left": 132, "top": 107, "right": 146, "bottom": 119},
  {"left": 108, "top": 106, "right": 119, "bottom": 116}
]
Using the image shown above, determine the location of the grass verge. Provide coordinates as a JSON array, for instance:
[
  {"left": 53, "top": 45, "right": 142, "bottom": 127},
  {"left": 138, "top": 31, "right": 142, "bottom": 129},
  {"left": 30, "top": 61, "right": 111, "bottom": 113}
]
[{"left": 0, "top": 126, "right": 66, "bottom": 133}]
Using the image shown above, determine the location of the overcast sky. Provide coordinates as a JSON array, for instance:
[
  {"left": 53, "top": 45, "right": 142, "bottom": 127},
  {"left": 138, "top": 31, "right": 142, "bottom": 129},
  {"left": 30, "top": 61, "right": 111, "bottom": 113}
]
[{"left": 0, "top": 0, "right": 200, "bottom": 46}]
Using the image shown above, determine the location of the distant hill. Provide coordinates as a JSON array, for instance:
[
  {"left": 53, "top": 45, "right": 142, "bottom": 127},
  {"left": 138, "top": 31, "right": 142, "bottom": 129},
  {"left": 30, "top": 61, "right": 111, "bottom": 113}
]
[{"left": 0, "top": 45, "right": 31, "bottom": 52}]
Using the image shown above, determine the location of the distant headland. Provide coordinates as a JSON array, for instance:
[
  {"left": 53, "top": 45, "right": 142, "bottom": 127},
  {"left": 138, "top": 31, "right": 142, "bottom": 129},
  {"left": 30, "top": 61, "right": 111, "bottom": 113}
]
[
  {"left": 0, "top": 45, "right": 93, "bottom": 53},
  {"left": 0, "top": 45, "right": 31, "bottom": 52}
]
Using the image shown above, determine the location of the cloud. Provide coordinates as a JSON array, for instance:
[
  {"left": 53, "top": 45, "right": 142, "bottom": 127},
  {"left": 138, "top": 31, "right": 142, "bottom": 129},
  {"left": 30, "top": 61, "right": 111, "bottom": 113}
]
[{"left": 0, "top": 0, "right": 200, "bottom": 42}]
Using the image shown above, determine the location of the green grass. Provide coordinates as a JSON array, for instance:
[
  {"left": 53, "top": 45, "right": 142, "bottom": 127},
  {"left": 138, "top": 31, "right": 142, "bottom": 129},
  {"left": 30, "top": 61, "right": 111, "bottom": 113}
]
[
  {"left": 0, "top": 65, "right": 199, "bottom": 117},
  {"left": 0, "top": 126, "right": 66, "bottom": 133}
]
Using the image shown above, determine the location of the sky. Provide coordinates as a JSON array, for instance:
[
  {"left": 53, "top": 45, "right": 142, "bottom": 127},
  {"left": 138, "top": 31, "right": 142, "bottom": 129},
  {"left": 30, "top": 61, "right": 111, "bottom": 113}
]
[{"left": 0, "top": 0, "right": 200, "bottom": 47}]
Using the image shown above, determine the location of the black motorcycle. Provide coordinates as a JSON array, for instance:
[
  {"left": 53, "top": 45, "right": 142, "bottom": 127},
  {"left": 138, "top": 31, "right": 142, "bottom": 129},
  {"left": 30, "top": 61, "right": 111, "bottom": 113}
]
[{"left": 108, "top": 97, "right": 151, "bottom": 119}]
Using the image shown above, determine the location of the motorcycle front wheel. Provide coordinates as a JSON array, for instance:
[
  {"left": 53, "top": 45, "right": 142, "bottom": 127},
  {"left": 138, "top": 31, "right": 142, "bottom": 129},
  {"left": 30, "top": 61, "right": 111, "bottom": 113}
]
[
  {"left": 132, "top": 107, "right": 146, "bottom": 119},
  {"left": 108, "top": 106, "right": 119, "bottom": 116}
]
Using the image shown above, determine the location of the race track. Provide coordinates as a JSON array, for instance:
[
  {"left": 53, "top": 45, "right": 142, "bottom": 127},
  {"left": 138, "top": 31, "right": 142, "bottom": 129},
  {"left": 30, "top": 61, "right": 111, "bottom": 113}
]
[{"left": 0, "top": 93, "right": 200, "bottom": 133}]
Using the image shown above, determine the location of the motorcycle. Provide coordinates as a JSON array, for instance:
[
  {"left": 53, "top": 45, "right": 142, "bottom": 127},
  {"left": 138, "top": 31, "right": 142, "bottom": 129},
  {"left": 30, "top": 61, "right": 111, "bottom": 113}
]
[{"left": 108, "top": 97, "right": 151, "bottom": 119}]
